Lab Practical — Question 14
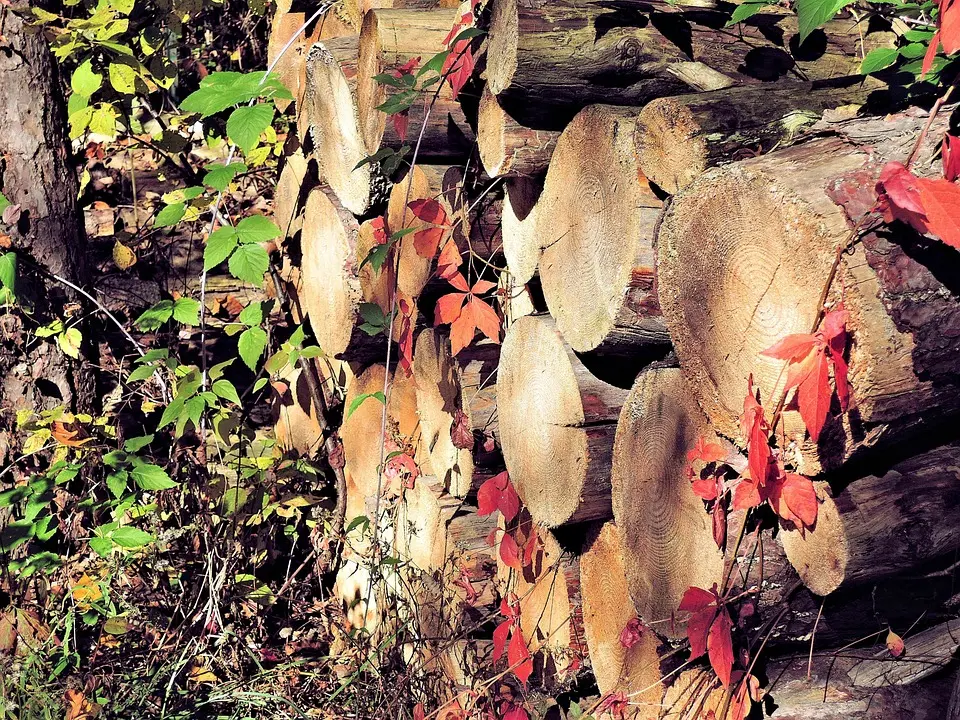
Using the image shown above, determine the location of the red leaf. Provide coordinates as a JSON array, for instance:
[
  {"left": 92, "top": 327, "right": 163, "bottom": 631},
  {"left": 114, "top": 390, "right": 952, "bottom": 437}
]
[
  {"left": 876, "top": 162, "right": 930, "bottom": 234},
  {"left": 435, "top": 292, "right": 466, "bottom": 326},
  {"left": 392, "top": 110, "right": 409, "bottom": 143},
  {"left": 447, "top": 272, "right": 470, "bottom": 293},
  {"left": 796, "top": 347, "right": 831, "bottom": 442},
  {"left": 471, "top": 278, "right": 497, "bottom": 295},
  {"left": 886, "top": 629, "right": 906, "bottom": 658},
  {"left": 780, "top": 472, "right": 819, "bottom": 529},
  {"left": 469, "top": 295, "right": 502, "bottom": 344},
  {"left": 922, "top": 30, "right": 941, "bottom": 77},
  {"left": 450, "top": 307, "right": 477, "bottom": 357},
  {"left": 392, "top": 56, "right": 420, "bottom": 78},
  {"left": 730, "top": 679, "right": 752, "bottom": 720},
  {"left": 501, "top": 704, "right": 530, "bottom": 720},
  {"left": 942, "top": 0, "right": 960, "bottom": 54},
  {"left": 712, "top": 499, "right": 727, "bottom": 550},
  {"left": 943, "top": 134, "right": 960, "bottom": 182},
  {"left": 493, "top": 620, "right": 511, "bottom": 662},
  {"left": 522, "top": 527, "right": 541, "bottom": 568},
  {"left": 451, "top": 408, "right": 473, "bottom": 450},
  {"left": 408, "top": 198, "right": 447, "bottom": 226},
  {"left": 498, "top": 476, "right": 521, "bottom": 523},
  {"left": 596, "top": 692, "right": 629, "bottom": 720},
  {"left": 761, "top": 333, "right": 817, "bottom": 362},
  {"left": 619, "top": 618, "right": 644, "bottom": 649},
  {"left": 437, "top": 239, "right": 462, "bottom": 280},
  {"left": 476, "top": 471, "right": 520, "bottom": 522},
  {"left": 414, "top": 225, "right": 446, "bottom": 258},
  {"left": 732, "top": 476, "right": 764, "bottom": 511},
  {"left": 371, "top": 215, "right": 387, "bottom": 246},
  {"left": 499, "top": 530, "right": 522, "bottom": 571},
  {"left": 679, "top": 586, "right": 716, "bottom": 612},
  {"left": 741, "top": 377, "right": 770, "bottom": 487},
  {"left": 917, "top": 177, "right": 960, "bottom": 249},
  {"left": 508, "top": 628, "right": 533, "bottom": 685},
  {"left": 686, "top": 608, "right": 712, "bottom": 661},
  {"left": 707, "top": 610, "right": 734, "bottom": 688},
  {"left": 687, "top": 436, "right": 726, "bottom": 464},
  {"left": 398, "top": 296, "right": 414, "bottom": 377},
  {"left": 822, "top": 306, "right": 850, "bottom": 411},
  {"left": 442, "top": 12, "right": 473, "bottom": 45},
  {"left": 691, "top": 473, "right": 720, "bottom": 502},
  {"left": 414, "top": 703, "right": 426, "bottom": 720},
  {"left": 443, "top": 40, "right": 475, "bottom": 100}
]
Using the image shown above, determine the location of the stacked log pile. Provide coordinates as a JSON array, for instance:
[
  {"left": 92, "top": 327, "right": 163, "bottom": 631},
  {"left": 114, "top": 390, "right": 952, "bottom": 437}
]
[{"left": 267, "top": 0, "right": 960, "bottom": 715}]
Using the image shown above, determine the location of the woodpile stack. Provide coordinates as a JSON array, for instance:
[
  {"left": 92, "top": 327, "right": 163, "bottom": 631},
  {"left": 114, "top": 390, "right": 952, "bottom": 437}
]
[{"left": 268, "top": 0, "right": 960, "bottom": 714}]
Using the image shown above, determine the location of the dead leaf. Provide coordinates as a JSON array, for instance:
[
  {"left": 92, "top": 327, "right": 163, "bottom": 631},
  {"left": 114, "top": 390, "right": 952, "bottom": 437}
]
[{"left": 112, "top": 241, "right": 137, "bottom": 270}]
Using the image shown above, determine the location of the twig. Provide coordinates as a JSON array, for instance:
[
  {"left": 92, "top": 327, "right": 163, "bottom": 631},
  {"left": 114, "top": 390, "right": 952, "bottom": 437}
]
[
  {"left": 807, "top": 596, "right": 826, "bottom": 680},
  {"left": 906, "top": 78, "right": 959, "bottom": 170}
]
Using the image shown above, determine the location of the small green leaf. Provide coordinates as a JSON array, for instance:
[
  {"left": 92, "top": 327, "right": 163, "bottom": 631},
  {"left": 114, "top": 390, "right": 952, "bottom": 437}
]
[
  {"left": 239, "top": 302, "right": 264, "bottom": 326},
  {"left": 89, "top": 104, "right": 119, "bottom": 138},
  {"left": 861, "top": 47, "right": 899, "bottom": 74},
  {"left": 226, "top": 103, "right": 274, "bottom": 154},
  {"left": 228, "top": 243, "right": 269, "bottom": 285},
  {"left": 346, "top": 391, "right": 386, "bottom": 419},
  {"left": 209, "top": 358, "right": 234, "bottom": 382},
  {"left": 204, "top": 226, "right": 239, "bottom": 270},
  {"left": 132, "top": 463, "right": 177, "bottom": 490},
  {"left": 154, "top": 202, "right": 186, "bottom": 228},
  {"left": 58, "top": 328, "right": 82, "bottom": 359},
  {"left": 418, "top": 50, "right": 449, "bottom": 78},
  {"left": 172, "top": 297, "right": 201, "bottom": 326},
  {"left": 212, "top": 379, "right": 242, "bottom": 406},
  {"left": 111, "top": 526, "right": 153, "bottom": 548},
  {"left": 127, "top": 364, "right": 156, "bottom": 383},
  {"left": 795, "top": 0, "right": 853, "bottom": 42},
  {"left": 108, "top": 62, "right": 137, "bottom": 94},
  {"left": 238, "top": 326, "right": 268, "bottom": 371},
  {"left": 123, "top": 434, "right": 155, "bottom": 452},
  {"left": 899, "top": 42, "right": 928, "bottom": 59},
  {"left": 726, "top": 1, "right": 770, "bottom": 25},
  {"left": 158, "top": 397, "right": 185, "bottom": 429},
  {"left": 72, "top": 59, "right": 102, "bottom": 97},
  {"left": 235, "top": 215, "right": 281, "bottom": 244},
  {"left": 106, "top": 471, "right": 128, "bottom": 499},
  {"left": 135, "top": 300, "right": 174, "bottom": 331},
  {"left": 89, "top": 537, "right": 113, "bottom": 557},
  {"left": 360, "top": 243, "right": 390, "bottom": 273},
  {"left": 204, "top": 162, "right": 247, "bottom": 192}
]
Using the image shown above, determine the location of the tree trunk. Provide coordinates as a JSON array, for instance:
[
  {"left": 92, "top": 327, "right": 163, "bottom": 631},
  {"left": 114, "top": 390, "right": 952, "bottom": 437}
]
[
  {"left": 0, "top": 10, "right": 90, "bottom": 460},
  {"left": 537, "top": 105, "right": 672, "bottom": 369},
  {"left": 635, "top": 75, "right": 881, "bottom": 194},
  {"left": 477, "top": 85, "right": 559, "bottom": 178},
  {"left": 486, "top": 0, "right": 887, "bottom": 129},
  {"left": 656, "top": 108, "right": 959, "bottom": 475},
  {"left": 497, "top": 314, "right": 629, "bottom": 527}
]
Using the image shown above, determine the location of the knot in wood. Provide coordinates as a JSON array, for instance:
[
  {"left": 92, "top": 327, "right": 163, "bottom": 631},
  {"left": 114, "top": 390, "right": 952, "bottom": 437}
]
[{"left": 616, "top": 37, "right": 642, "bottom": 72}]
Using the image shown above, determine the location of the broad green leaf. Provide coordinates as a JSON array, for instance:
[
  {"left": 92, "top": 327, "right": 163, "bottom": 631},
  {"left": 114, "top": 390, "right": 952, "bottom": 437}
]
[
  {"left": 0, "top": 253, "right": 16, "bottom": 301},
  {"left": 209, "top": 358, "right": 234, "bottom": 382},
  {"left": 106, "top": 471, "right": 128, "bottom": 499},
  {"left": 108, "top": 62, "right": 137, "bottom": 94},
  {"left": 346, "top": 391, "right": 385, "bottom": 419},
  {"left": 212, "top": 379, "right": 242, "bottom": 406},
  {"left": 238, "top": 326, "right": 267, "bottom": 370},
  {"left": 111, "top": 526, "right": 153, "bottom": 548},
  {"left": 135, "top": 300, "right": 174, "bottom": 330},
  {"left": 235, "top": 215, "right": 281, "bottom": 244},
  {"left": 126, "top": 364, "right": 156, "bottom": 383},
  {"left": 89, "top": 104, "right": 119, "bottom": 138},
  {"left": 58, "top": 328, "right": 82, "bottom": 359},
  {"left": 203, "top": 226, "right": 239, "bottom": 270},
  {"left": 726, "top": 2, "right": 770, "bottom": 25},
  {"left": 72, "top": 60, "right": 102, "bottom": 97},
  {"left": 158, "top": 396, "right": 184, "bottom": 429},
  {"left": 154, "top": 202, "right": 185, "bottom": 228},
  {"left": 0, "top": 193, "right": 9, "bottom": 215},
  {"left": 226, "top": 104, "right": 275, "bottom": 154},
  {"left": 89, "top": 536, "right": 113, "bottom": 557},
  {"left": 360, "top": 243, "right": 390, "bottom": 273},
  {"left": 172, "top": 297, "right": 201, "bottom": 326},
  {"left": 132, "top": 463, "right": 177, "bottom": 490},
  {"left": 861, "top": 47, "right": 899, "bottom": 74},
  {"left": 69, "top": 106, "right": 95, "bottom": 140},
  {"left": 123, "top": 434, "right": 154, "bottom": 452},
  {"left": 228, "top": 243, "right": 269, "bottom": 285},
  {"left": 795, "top": 0, "right": 853, "bottom": 42},
  {"left": 899, "top": 42, "right": 928, "bottom": 59},
  {"left": 418, "top": 50, "right": 449, "bottom": 78},
  {"left": 239, "top": 302, "right": 264, "bottom": 326},
  {"left": 161, "top": 186, "right": 205, "bottom": 204},
  {"left": 204, "top": 162, "right": 247, "bottom": 192}
]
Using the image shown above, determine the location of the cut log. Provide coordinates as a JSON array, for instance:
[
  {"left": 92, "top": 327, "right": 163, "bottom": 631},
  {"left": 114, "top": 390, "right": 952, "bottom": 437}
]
[
  {"left": 275, "top": 150, "right": 310, "bottom": 239},
  {"left": 611, "top": 367, "right": 723, "bottom": 639},
  {"left": 388, "top": 164, "right": 445, "bottom": 299},
  {"left": 501, "top": 176, "right": 542, "bottom": 285},
  {"left": 635, "top": 76, "right": 880, "bottom": 194},
  {"left": 781, "top": 441, "right": 960, "bottom": 596},
  {"left": 656, "top": 109, "right": 958, "bottom": 475},
  {"left": 275, "top": 361, "right": 353, "bottom": 457},
  {"left": 537, "top": 105, "right": 672, "bottom": 366},
  {"left": 497, "top": 314, "right": 629, "bottom": 527},
  {"left": 268, "top": 10, "right": 308, "bottom": 113},
  {"left": 486, "top": 0, "right": 888, "bottom": 128},
  {"left": 303, "top": 37, "right": 388, "bottom": 215},
  {"left": 848, "top": 618, "right": 960, "bottom": 688},
  {"left": 439, "top": 165, "right": 503, "bottom": 262},
  {"left": 357, "top": 9, "right": 474, "bottom": 159},
  {"left": 477, "top": 85, "right": 559, "bottom": 178}
]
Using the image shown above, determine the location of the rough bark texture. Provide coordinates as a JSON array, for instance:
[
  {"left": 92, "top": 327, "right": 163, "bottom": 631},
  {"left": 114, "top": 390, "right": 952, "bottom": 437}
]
[
  {"left": 0, "top": 11, "right": 90, "bottom": 461},
  {"left": 656, "top": 109, "right": 958, "bottom": 475},
  {"left": 497, "top": 314, "right": 629, "bottom": 527},
  {"left": 486, "top": 0, "right": 887, "bottom": 128},
  {"left": 635, "top": 76, "right": 881, "bottom": 194}
]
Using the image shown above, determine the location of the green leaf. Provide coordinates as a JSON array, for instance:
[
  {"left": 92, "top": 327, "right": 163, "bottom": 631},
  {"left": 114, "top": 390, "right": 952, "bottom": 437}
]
[
  {"left": 58, "top": 328, "right": 82, "bottom": 359},
  {"left": 375, "top": 90, "right": 418, "bottom": 116},
  {"left": 418, "top": 50, "right": 449, "bottom": 78},
  {"left": 253, "top": 377, "right": 269, "bottom": 393},
  {"left": 154, "top": 202, "right": 186, "bottom": 228},
  {"left": 72, "top": 59, "right": 102, "bottom": 97},
  {"left": 346, "top": 391, "right": 385, "bottom": 419},
  {"left": 355, "top": 146, "right": 401, "bottom": 170},
  {"left": 861, "top": 47, "right": 899, "bottom": 74},
  {"left": 726, "top": 1, "right": 770, "bottom": 25},
  {"left": 899, "top": 42, "right": 928, "bottom": 59},
  {"left": 0, "top": 193, "right": 9, "bottom": 216},
  {"left": 235, "top": 215, "right": 281, "bottom": 244},
  {"left": 123, "top": 434, "right": 154, "bottom": 452},
  {"left": 172, "top": 298, "right": 201, "bottom": 326},
  {"left": 162, "top": 186, "right": 204, "bottom": 204},
  {"left": 106, "top": 471, "right": 128, "bottom": 499},
  {"left": 795, "top": 0, "right": 853, "bottom": 42},
  {"left": 111, "top": 526, "right": 153, "bottom": 548},
  {"left": 228, "top": 243, "right": 269, "bottom": 285},
  {"left": 227, "top": 103, "right": 275, "bottom": 154},
  {"left": 450, "top": 27, "right": 485, "bottom": 43},
  {"left": 135, "top": 300, "right": 174, "bottom": 331},
  {"left": 89, "top": 537, "right": 113, "bottom": 557},
  {"left": 126, "top": 364, "right": 156, "bottom": 383},
  {"left": 360, "top": 243, "right": 390, "bottom": 273},
  {"left": 158, "top": 397, "right": 184, "bottom": 429},
  {"left": 0, "top": 252, "right": 16, "bottom": 301},
  {"left": 238, "top": 327, "right": 268, "bottom": 370},
  {"left": 904, "top": 29, "right": 935, "bottom": 42},
  {"left": 372, "top": 73, "right": 407, "bottom": 88},
  {"left": 89, "top": 104, "right": 119, "bottom": 138},
  {"left": 239, "top": 301, "right": 264, "bottom": 326},
  {"left": 108, "top": 62, "right": 137, "bottom": 94},
  {"left": 209, "top": 358, "right": 234, "bottom": 382},
  {"left": 204, "top": 226, "right": 239, "bottom": 270},
  {"left": 69, "top": 106, "right": 95, "bottom": 140},
  {"left": 204, "top": 162, "right": 247, "bottom": 192},
  {"left": 212, "top": 379, "right": 242, "bottom": 406},
  {"left": 132, "top": 463, "right": 177, "bottom": 490}
]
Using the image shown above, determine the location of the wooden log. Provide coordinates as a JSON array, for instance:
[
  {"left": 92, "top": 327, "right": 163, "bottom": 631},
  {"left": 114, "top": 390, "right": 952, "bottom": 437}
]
[
  {"left": 274, "top": 361, "right": 353, "bottom": 457},
  {"left": 275, "top": 150, "right": 310, "bottom": 239},
  {"left": 537, "top": 105, "right": 672, "bottom": 366},
  {"left": 486, "top": 0, "right": 887, "bottom": 129},
  {"left": 439, "top": 165, "right": 503, "bottom": 263},
  {"left": 656, "top": 109, "right": 958, "bottom": 475},
  {"left": 497, "top": 314, "right": 629, "bottom": 527},
  {"left": 847, "top": 617, "right": 960, "bottom": 688},
  {"left": 611, "top": 367, "right": 724, "bottom": 639},
  {"left": 268, "top": 10, "right": 308, "bottom": 113},
  {"left": 477, "top": 85, "right": 559, "bottom": 178},
  {"left": 635, "top": 76, "right": 880, "bottom": 194},
  {"left": 413, "top": 329, "right": 501, "bottom": 498},
  {"left": 501, "top": 176, "right": 542, "bottom": 285},
  {"left": 357, "top": 9, "right": 474, "bottom": 159},
  {"left": 293, "top": 12, "right": 364, "bottom": 130},
  {"left": 781, "top": 441, "right": 960, "bottom": 596}
]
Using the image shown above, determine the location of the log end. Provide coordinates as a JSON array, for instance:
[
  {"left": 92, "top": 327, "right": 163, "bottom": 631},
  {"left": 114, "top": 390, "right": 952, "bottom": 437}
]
[
  {"left": 485, "top": 0, "right": 518, "bottom": 96},
  {"left": 636, "top": 97, "right": 708, "bottom": 195},
  {"left": 502, "top": 177, "right": 542, "bottom": 285},
  {"left": 780, "top": 482, "right": 848, "bottom": 596},
  {"left": 478, "top": 85, "right": 508, "bottom": 177},
  {"left": 357, "top": 9, "right": 387, "bottom": 155}
]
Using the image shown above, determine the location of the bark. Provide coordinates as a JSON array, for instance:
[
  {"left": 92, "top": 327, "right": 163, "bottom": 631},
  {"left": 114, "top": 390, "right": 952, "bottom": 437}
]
[
  {"left": 497, "top": 314, "right": 629, "bottom": 527},
  {"left": 486, "top": 0, "right": 889, "bottom": 129},
  {"left": 537, "top": 105, "right": 672, "bottom": 369},
  {"left": 357, "top": 9, "right": 474, "bottom": 159},
  {"left": 0, "top": 10, "right": 90, "bottom": 459},
  {"left": 656, "top": 109, "right": 959, "bottom": 475},
  {"left": 477, "top": 85, "right": 559, "bottom": 178},
  {"left": 635, "top": 75, "right": 881, "bottom": 194},
  {"left": 781, "top": 442, "right": 960, "bottom": 596}
]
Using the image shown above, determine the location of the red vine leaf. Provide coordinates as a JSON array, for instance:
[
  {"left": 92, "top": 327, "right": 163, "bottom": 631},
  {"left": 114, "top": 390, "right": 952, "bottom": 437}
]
[
  {"left": 493, "top": 620, "right": 511, "bottom": 662},
  {"left": 886, "top": 629, "right": 906, "bottom": 658},
  {"left": 501, "top": 703, "right": 530, "bottom": 720},
  {"left": 508, "top": 627, "right": 533, "bottom": 685},
  {"left": 876, "top": 161, "right": 929, "bottom": 234},
  {"left": 451, "top": 408, "right": 473, "bottom": 450},
  {"left": 691, "top": 471, "right": 722, "bottom": 503},
  {"left": 712, "top": 499, "right": 727, "bottom": 549},
  {"left": 767, "top": 468, "right": 819, "bottom": 531},
  {"left": 741, "top": 377, "right": 771, "bottom": 486},
  {"left": 687, "top": 436, "right": 725, "bottom": 465},
  {"left": 476, "top": 470, "right": 520, "bottom": 522},
  {"left": 499, "top": 530, "right": 522, "bottom": 571},
  {"left": 943, "top": 134, "right": 960, "bottom": 182},
  {"left": 942, "top": 0, "right": 960, "bottom": 54},
  {"left": 596, "top": 692, "right": 629, "bottom": 720},
  {"left": 917, "top": 177, "right": 960, "bottom": 249},
  {"left": 392, "top": 110, "right": 409, "bottom": 143},
  {"left": 795, "top": 342, "right": 831, "bottom": 442},
  {"left": 436, "top": 238, "right": 462, "bottom": 280},
  {"left": 707, "top": 608, "right": 734, "bottom": 687},
  {"left": 619, "top": 618, "right": 644, "bottom": 649},
  {"left": 397, "top": 296, "right": 415, "bottom": 377},
  {"left": 408, "top": 198, "right": 446, "bottom": 225}
]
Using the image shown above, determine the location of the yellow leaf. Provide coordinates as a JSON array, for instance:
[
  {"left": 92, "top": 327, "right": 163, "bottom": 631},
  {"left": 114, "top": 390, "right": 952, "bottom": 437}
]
[
  {"left": 112, "top": 241, "right": 137, "bottom": 270},
  {"left": 64, "top": 689, "right": 97, "bottom": 720},
  {"left": 188, "top": 662, "right": 219, "bottom": 684},
  {"left": 72, "top": 574, "right": 103, "bottom": 610}
]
